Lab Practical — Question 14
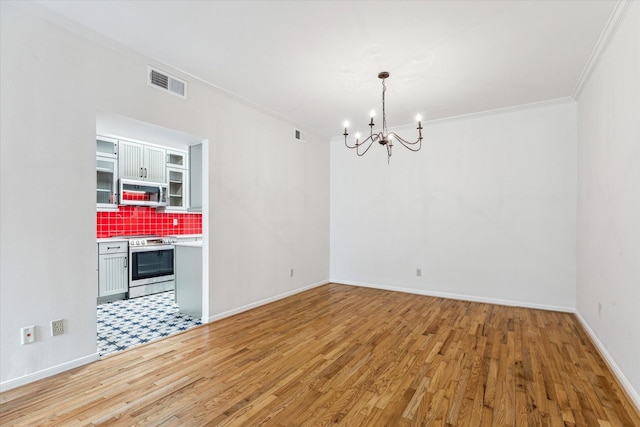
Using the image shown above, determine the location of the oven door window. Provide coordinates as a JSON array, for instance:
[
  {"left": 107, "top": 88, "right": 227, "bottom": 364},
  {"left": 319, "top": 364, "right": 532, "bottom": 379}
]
[{"left": 131, "top": 249, "right": 174, "bottom": 281}]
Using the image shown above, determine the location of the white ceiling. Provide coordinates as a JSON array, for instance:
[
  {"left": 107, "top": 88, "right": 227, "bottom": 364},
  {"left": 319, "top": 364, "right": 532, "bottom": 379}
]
[{"left": 36, "top": 0, "right": 616, "bottom": 139}]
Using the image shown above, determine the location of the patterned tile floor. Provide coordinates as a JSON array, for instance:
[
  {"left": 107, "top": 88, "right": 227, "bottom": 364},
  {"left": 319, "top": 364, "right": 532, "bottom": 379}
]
[{"left": 97, "top": 291, "right": 201, "bottom": 356}]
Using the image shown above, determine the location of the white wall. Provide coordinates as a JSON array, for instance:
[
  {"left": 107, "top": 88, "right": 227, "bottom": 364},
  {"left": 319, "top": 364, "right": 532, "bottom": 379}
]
[
  {"left": 576, "top": 2, "right": 640, "bottom": 405},
  {"left": 331, "top": 101, "right": 577, "bottom": 311},
  {"left": 0, "top": 3, "right": 329, "bottom": 388}
]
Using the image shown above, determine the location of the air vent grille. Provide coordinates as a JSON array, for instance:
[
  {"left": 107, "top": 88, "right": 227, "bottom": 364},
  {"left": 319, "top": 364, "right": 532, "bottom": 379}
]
[
  {"left": 148, "top": 67, "right": 186, "bottom": 98},
  {"left": 150, "top": 69, "right": 169, "bottom": 89},
  {"left": 169, "top": 78, "right": 185, "bottom": 96},
  {"left": 294, "top": 128, "right": 306, "bottom": 142}
]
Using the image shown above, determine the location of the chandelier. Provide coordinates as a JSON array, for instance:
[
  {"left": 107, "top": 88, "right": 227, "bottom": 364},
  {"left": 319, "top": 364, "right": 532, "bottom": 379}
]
[{"left": 343, "top": 71, "right": 423, "bottom": 162}]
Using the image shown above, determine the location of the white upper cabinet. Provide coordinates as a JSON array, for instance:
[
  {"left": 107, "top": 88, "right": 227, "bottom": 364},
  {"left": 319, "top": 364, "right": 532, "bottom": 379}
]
[
  {"left": 145, "top": 145, "right": 167, "bottom": 182},
  {"left": 119, "top": 140, "right": 166, "bottom": 183},
  {"left": 166, "top": 167, "right": 188, "bottom": 210},
  {"left": 96, "top": 136, "right": 118, "bottom": 211},
  {"left": 166, "top": 149, "right": 188, "bottom": 169},
  {"left": 166, "top": 149, "right": 189, "bottom": 210},
  {"left": 96, "top": 136, "right": 118, "bottom": 158}
]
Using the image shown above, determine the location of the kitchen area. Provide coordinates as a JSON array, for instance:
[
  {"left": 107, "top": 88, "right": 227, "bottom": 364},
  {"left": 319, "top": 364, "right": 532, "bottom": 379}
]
[{"left": 95, "top": 123, "right": 205, "bottom": 356}]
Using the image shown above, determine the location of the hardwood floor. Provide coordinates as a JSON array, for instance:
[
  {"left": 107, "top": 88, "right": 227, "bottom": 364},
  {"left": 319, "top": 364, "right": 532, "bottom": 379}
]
[{"left": 1, "top": 284, "right": 638, "bottom": 426}]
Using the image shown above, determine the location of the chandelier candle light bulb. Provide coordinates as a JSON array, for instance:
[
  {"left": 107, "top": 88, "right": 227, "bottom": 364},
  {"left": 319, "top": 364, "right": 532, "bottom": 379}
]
[{"left": 343, "top": 71, "right": 423, "bottom": 162}]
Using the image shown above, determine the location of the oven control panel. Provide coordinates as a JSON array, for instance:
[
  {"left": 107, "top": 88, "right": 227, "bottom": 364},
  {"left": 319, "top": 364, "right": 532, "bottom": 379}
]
[{"left": 129, "top": 237, "right": 178, "bottom": 246}]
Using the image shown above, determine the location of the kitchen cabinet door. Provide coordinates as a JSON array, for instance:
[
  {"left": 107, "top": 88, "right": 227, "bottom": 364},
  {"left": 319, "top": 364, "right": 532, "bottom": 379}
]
[
  {"left": 118, "top": 140, "right": 166, "bottom": 183},
  {"left": 98, "top": 253, "right": 128, "bottom": 297},
  {"left": 96, "top": 136, "right": 118, "bottom": 158},
  {"left": 96, "top": 156, "right": 118, "bottom": 210},
  {"left": 145, "top": 145, "right": 166, "bottom": 183},
  {"left": 119, "top": 140, "right": 145, "bottom": 180},
  {"left": 166, "top": 167, "right": 188, "bottom": 210},
  {"left": 166, "top": 149, "right": 188, "bottom": 168}
]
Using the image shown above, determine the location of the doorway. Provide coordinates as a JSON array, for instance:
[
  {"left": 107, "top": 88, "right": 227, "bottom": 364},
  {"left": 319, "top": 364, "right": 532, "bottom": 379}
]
[{"left": 95, "top": 112, "right": 209, "bottom": 356}]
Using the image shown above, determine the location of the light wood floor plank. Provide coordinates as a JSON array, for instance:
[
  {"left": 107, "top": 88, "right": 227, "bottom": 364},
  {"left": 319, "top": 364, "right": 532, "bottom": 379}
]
[{"left": 1, "top": 283, "right": 638, "bottom": 426}]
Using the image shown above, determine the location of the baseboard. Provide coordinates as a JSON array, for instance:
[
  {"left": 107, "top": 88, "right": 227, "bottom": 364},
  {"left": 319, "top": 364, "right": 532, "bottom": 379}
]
[
  {"left": 0, "top": 353, "right": 100, "bottom": 393},
  {"left": 575, "top": 312, "right": 640, "bottom": 412},
  {"left": 207, "top": 280, "right": 329, "bottom": 323},
  {"left": 333, "top": 280, "right": 575, "bottom": 313}
]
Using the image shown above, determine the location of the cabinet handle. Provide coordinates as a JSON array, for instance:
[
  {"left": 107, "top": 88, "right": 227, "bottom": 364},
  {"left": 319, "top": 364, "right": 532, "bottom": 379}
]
[
  {"left": 144, "top": 168, "right": 148, "bottom": 178},
  {"left": 107, "top": 246, "right": 121, "bottom": 250},
  {"left": 140, "top": 167, "right": 143, "bottom": 178},
  {"left": 124, "top": 257, "right": 128, "bottom": 268}
]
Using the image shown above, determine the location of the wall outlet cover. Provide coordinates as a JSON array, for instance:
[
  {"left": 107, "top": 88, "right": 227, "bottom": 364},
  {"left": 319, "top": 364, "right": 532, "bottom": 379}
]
[
  {"left": 51, "top": 319, "right": 64, "bottom": 336},
  {"left": 21, "top": 325, "right": 35, "bottom": 344}
]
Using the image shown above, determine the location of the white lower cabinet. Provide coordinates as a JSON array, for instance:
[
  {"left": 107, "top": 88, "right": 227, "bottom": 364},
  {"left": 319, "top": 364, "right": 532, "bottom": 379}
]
[
  {"left": 98, "top": 241, "right": 128, "bottom": 297},
  {"left": 175, "top": 242, "right": 202, "bottom": 319}
]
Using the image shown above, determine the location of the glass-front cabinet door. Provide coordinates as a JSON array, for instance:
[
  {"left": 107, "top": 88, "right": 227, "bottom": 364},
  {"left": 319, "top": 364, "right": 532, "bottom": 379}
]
[
  {"left": 167, "top": 167, "right": 188, "bottom": 210},
  {"left": 96, "top": 157, "right": 118, "bottom": 210},
  {"left": 166, "top": 149, "right": 188, "bottom": 168},
  {"left": 96, "top": 136, "right": 118, "bottom": 158}
]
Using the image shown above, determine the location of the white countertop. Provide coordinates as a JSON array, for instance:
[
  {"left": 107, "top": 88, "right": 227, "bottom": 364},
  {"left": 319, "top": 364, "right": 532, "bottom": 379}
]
[
  {"left": 97, "top": 234, "right": 202, "bottom": 243},
  {"left": 174, "top": 241, "right": 203, "bottom": 248},
  {"left": 97, "top": 237, "right": 128, "bottom": 243}
]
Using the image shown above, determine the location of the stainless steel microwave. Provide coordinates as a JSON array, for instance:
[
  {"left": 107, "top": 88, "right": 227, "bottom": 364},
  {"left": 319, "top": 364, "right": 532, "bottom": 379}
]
[{"left": 119, "top": 179, "right": 167, "bottom": 207}]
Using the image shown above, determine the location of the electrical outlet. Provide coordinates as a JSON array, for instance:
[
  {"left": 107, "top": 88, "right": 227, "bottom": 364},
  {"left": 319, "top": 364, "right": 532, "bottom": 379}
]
[
  {"left": 416, "top": 268, "right": 422, "bottom": 277},
  {"left": 51, "top": 319, "right": 64, "bottom": 336},
  {"left": 598, "top": 302, "right": 602, "bottom": 317},
  {"left": 173, "top": 218, "right": 178, "bottom": 226},
  {"left": 21, "top": 326, "right": 35, "bottom": 344},
  {"left": 290, "top": 268, "right": 294, "bottom": 277}
]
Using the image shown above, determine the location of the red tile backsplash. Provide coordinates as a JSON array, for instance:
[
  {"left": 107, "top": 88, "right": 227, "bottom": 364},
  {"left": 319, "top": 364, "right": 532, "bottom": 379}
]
[{"left": 96, "top": 206, "right": 202, "bottom": 238}]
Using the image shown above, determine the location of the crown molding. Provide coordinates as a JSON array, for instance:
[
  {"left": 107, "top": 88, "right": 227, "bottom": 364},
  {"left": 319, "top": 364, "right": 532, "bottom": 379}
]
[
  {"left": 572, "top": 0, "right": 633, "bottom": 98},
  {"left": 329, "top": 97, "right": 575, "bottom": 143},
  {"left": 420, "top": 97, "right": 575, "bottom": 126}
]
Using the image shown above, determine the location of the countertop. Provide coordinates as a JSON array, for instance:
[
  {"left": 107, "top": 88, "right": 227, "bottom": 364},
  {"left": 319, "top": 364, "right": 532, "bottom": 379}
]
[
  {"left": 97, "top": 237, "right": 128, "bottom": 243},
  {"left": 97, "top": 234, "right": 202, "bottom": 243},
  {"left": 174, "top": 241, "right": 203, "bottom": 247}
]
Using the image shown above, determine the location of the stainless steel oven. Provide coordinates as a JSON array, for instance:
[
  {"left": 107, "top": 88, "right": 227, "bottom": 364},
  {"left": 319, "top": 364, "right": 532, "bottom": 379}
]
[{"left": 128, "top": 237, "right": 177, "bottom": 298}]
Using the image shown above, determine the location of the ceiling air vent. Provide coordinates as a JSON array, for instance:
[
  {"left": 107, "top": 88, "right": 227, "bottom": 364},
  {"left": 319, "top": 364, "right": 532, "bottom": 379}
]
[
  {"left": 294, "top": 128, "right": 306, "bottom": 143},
  {"left": 148, "top": 67, "right": 186, "bottom": 98}
]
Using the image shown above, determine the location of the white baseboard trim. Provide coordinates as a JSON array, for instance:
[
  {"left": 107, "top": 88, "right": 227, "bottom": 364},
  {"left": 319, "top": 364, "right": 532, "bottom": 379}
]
[
  {"left": 207, "top": 280, "right": 330, "bottom": 323},
  {"left": 0, "top": 353, "right": 100, "bottom": 393},
  {"left": 575, "top": 312, "right": 640, "bottom": 411},
  {"left": 333, "top": 280, "right": 575, "bottom": 313}
]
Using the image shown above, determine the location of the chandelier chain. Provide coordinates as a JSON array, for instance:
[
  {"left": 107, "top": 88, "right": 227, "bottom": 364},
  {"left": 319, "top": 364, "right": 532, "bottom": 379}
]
[{"left": 382, "top": 77, "right": 387, "bottom": 135}]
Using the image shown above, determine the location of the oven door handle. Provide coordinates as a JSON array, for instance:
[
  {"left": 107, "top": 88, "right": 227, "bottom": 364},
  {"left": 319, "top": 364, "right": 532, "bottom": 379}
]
[{"left": 129, "top": 244, "right": 175, "bottom": 253}]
